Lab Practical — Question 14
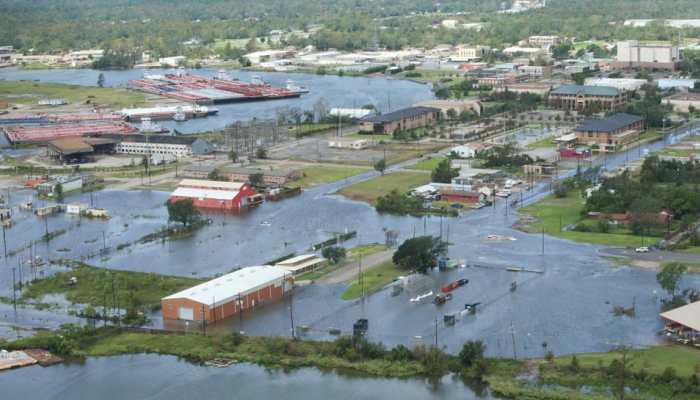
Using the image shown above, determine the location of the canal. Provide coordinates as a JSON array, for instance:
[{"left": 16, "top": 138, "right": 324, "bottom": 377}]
[{"left": 0, "top": 355, "right": 497, "bottom": 400}]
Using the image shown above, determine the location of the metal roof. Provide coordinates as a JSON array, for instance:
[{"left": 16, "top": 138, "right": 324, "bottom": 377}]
[
  {"left": 162, "top": 266, "right": 289, "bottom": 306},
  {"left": 576, "top": 113, "right": 644, "bottom": 133},
  {"left": 361, "top": 106, "right": 441, "bottom": 124},
  {"left": 550, "top": 84, "right": 621, "bottom": 97},
  {"left": 179, "top": 179, "right": 245, "bottom": 191},
  {"left": 171, "top": 187, "right": 238, "bottom": 201},
  {"left": 660, "top": 301, "right": 700, "bottom": 331}
]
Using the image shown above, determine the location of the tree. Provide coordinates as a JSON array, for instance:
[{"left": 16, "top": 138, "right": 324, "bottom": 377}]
[
  {"left": 374, "top": 158, "right": 386, "bottom": 175},
  {"left": 458, "top": 340, "right": 486, "bottom": 368},
  {"left": 228, "top": 151, "right": 238, "bottom": 162},
  {"left": 54, "top": 182, "right": 64, "bottom": 201},
  {"left": 166, "top": 199, "right": 200, "bottom": 227},
  {"left": 446, "top": 108, "right": 458, "bottom": 120},
  {"left": 207, "top": 169, "right": 226, "bottom": 181},
  {"left": 97, "top": 73, "right": 105, "bottom": 88},
  {"left": 255, "top": 147, "right": 267, "bottom": 159},
  {"left": 249, "top": 173, "right": 264, "bottom": 187},
  {"left": 322, "top": 246, "right": 346, "bottom": 264},
  {"left": 657, "top": 262, "right": 688, "bottom": 297},
  {"left": 392, "top": 236, "right": 446, "bottom": 274},
  {"left": 431, "top": 159, "right": 458, "bottom": 183}
]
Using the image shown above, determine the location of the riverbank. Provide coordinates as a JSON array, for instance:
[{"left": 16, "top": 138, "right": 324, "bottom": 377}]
[{"left": 0, "top": 80, "right": 147, "bottom": 108}]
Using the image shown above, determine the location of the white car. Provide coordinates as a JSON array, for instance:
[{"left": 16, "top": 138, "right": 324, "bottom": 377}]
[{"left": 635, "top": 247, "right": 650, "bottom": 253}]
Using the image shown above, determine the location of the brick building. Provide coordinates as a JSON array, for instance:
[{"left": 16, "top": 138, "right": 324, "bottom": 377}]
[
  {"left": 549, "top": 85, "right": 627, "bottom": 112},
  {"left": 161, "top": 266, "right": 293, "bottom": 322},
  {"left": 574, "top": 113, "right": 645, "bottom": 152},
  {"left": 360, "top": 106, "right": 441, "bottom": 135}
]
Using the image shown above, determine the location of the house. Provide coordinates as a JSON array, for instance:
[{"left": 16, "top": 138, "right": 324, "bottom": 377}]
[
  {"left": 660, "top": 301, "right": 700, "bottom": 344},
  {"left": 161, "top": 266, "right": 294, "bottom": 322},
  {"left": 169, "top": 179, "right": 260, "bottom": 211},
  {"left": 549, "top": 85, "right": 627, "bottom": 112},
  {"left": 574, "top": 113, "right": 645, "bottom": 152},
  {"left": 360, "top": 106, "right": 441, "bottom": 135}
]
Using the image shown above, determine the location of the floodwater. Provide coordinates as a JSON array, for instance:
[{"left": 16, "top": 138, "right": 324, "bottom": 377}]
[
  {"left": 0, "top": 355, "right": 496, "bottom": 400},
  {"left": 0, "top": 67, "right": 435, "bottom": 133}
]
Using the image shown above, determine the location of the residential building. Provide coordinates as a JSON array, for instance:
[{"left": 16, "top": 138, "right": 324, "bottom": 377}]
[
  {"left": 161, "top": 266, "right": 293, "bottom": 322},
  {"left": 169, "top": 179, "right": 260, "bottom": 210},
  {"left": 527, "top": 35, "right": 561, "bottom": 47},
  {"left": 549, "top": 85, "right": 627, "bottom": 112},
  {"left": 613, "top": 40, "right": 680, "bottom": 70},
  {"left": 664, "top": 92, "right": 700, "bottom": 113},
  {"left": 360, "top": 106, "right": 441, "bottom": 135},
  {"left": 574, "top": 113, "right": 645, "bottom": 152}
]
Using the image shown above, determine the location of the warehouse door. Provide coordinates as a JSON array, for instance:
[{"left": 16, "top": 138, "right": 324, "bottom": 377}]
[{"left": 178, "top": 306, "right": 194, "bottom": 320}]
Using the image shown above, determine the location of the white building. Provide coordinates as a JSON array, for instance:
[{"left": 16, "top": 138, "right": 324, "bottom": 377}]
[
  {"left": 584, "top": 78, "right": 647, "bottom": 92},
  {"left": 614, "top": 41, "right": 680, "bottom": 70},
  {"left": 158, "top": 56, "right": 186, "bottom": 67},
  {"left": 328, "top": 139, "right": 370, "bottom": 150},
  {"left": 449, "top": 45, "right": 488, "bottom": 62},
  {"left": 115, "top": 135, "right": 197, "bottom": 157},
  {"left": 449, "top": 144, "right": 482, "bottom": 158},
  {"left": 528, "top": 35, "right": 561, "bottom": 47}
]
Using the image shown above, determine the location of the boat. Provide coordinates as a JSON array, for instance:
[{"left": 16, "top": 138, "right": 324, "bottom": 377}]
[
  {"left": 440, "top": 278, "right": 469, "bottom": 293},
  {"left": 250, "top": 75, "right": 268, "bottom": 86},
  {"left": 507, "top": 266, "right": 524, "bottom": 272},
  {"left": 140, "top": 117, "right": 168, "bottom": 134},
  {"left": 286, "top": 79, "right": 309, "bottom": 94},
  {"left": 410, "top": 291, "right": 433, "bottom": 302}
]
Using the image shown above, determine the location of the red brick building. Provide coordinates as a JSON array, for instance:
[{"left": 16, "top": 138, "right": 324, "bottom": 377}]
[
  {"left": 360, "top": 106, "right": 441, "bottom": 135},
  {"left": 161, "top": 266, "right": 293, "bottom": 322},
  {"left": 169, "top": 179, "right": 260, "bottom": 210}
]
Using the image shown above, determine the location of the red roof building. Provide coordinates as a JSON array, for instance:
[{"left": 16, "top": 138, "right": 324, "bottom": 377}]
[{"left": 169, "top": 179, "right": 260, "bottom": 211}]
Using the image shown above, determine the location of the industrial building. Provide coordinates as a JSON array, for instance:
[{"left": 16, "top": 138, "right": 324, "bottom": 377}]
[
  {"left": 161, "top": 266, "right": 293, "bottom": 322},
  {"left": 104, "top": 134, "right": 214, "bottom": 157},
  {"left": 169, "top": 179, "right": 261, "bottom": 210},
  {"left": 181, "top": 165, "right": 301, "bottom": 187},
  {"left": 575, "top": 113, "right": 645, "bottom": 152},
  {"left": 660, "top": 300, "right": 700, "bottom": 345},
  {"left": 360, "top": 106, "right": 441, "bottom": 135},
  {"left": 275, "top": 254, "right": 326, "bottom": 276},
  {"left": 549, "top": 85, "right": 627, "bottom": 112},
  {"left": 613, "top": 40, "right": 680, "bottom": 70},
  {"left": 47, "top": 137, "right": 118, "bottom": 163}
]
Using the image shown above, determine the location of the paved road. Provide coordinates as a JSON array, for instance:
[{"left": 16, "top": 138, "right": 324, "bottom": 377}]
[
  {"left": 600, "top": 247, "right": 700, "bottom": 264},
  {"left": 318, "top": 249, "right": 394, "bottom": 284}
]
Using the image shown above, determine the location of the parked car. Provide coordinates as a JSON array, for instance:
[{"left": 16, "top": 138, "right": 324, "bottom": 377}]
[{"left": 635, "top": 246, "right": 650, "bottom": 253}]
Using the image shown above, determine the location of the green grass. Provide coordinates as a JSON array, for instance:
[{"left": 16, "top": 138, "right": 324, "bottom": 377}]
[
  {"left": 341, "top": 260, "right": 403, "bottom": 300},
  {"left": 526, "top": 136, "right": 555, "bottom": 149},
  {"left": 518, "top": 191, "right": 659, "bottom": 248},
  {"left": 0, "top": 80, "right": 147, "bottom": 108},
  {"left": 407, "top": 156, "right": 446, "bottom": 171},
  {"left": 661, "top": 261, "right": 700, "bottom": 274},
  {"left": 20, "top": 263, "right": 202, "bottom": 311},
  {"left": 287, "top": 164, "right": 370, "bottom": 188},
  {"left": 338, "top": 171, "right": 430, "bottom": 204},
  {"left": 658, "top": 148, "right": 697, "bottom": 158},
  {"left": 680, "top": 246, "right": 700, "bottom": 255},
  {"left": 552, "top": 346, "right": 700, "bottom": 377}
]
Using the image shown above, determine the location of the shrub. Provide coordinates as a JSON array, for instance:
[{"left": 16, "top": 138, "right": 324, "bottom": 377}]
[
  {"left": 569, "top": 355, "right": 580, "bottom": 372},
  {"left": 458, "top": 340, "right": 486, "bottom": 368}
]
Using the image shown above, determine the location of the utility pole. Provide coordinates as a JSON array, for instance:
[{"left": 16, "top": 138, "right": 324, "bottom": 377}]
[
  {"left": 238, "top": 293, "right": 243, "bottom": 332},
  {"left": 359, "top": 252, "right": 364, "bottom": 299},
  {"left": 43, "top": 216, "right": 48, "bottom": 238},
  {"left": 510, "top": 321, "right": 517, "bottom": 359},
  {"left": 102, "top": 231, "right": 106, "bottom": 253},
  {"left": 11, "top": 267, "right": 16, "bottom": 311},
  {"left": 434, "top": 317, "right": 438, "bottom": 347},
  {"left": 1, "top": 221, "right": 6, "bottom": 258},
  {"left": 288, "top": 275, "right": 295, "bottom": 339},
  {"left": 541, "top": 227, "right": 545, "bottom": 255},
  {"left": 201, "top": 305, "right": 206, "bottom": 336}
]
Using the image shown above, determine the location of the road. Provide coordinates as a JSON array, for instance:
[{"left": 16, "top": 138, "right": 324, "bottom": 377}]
[
  {"left": 600, "top": 247, "right": 700, "bottom": 264},
  {"left": 318, "top": 249, "right": 394, "bottom": 284}
]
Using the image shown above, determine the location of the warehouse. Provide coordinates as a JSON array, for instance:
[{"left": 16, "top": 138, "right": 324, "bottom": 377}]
[
  {"left": 360, "top": 106, "right": 440, "bottom": 135},
  {"left": 660, "top": 301, "right": 700, "bottom": 345},
  {"left": 161, "top": 266, "right": 293, "bottom": 322},
  {"left": 169, "top": 179, "right": 261, "bottom": 210}
]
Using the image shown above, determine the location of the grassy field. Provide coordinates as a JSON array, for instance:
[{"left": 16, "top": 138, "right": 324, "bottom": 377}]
[
  {"left": 0, "top": 80, "right": 148, "bottom": 108},
  {"left": 338, "top": 171, "right": 430, "bottom": 204},
  {"left": 407, "top": 156, "right": 446, "bottom": 171},
  {"left": 341, "top": 260, "right": 403, "bottom": 300},
  {"left": 552, "top": 346, "right": 700, "bottom": 377},
  {"left": 518, "top": 191, "right": 658, "bottom": 248},
  {"left": 526, "top": 136, "right": 555, "bottom": 149},
  {"left": 21, "top": 263, "right": 202, "bottom": 311},
  {"left": 287, "top": 164, "right": 370, "bottom": 188}
]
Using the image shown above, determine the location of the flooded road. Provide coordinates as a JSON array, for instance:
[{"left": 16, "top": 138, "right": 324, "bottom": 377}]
[
  {"left": 0, "top": 67, "right": 435, "bottom": 133},
  {"left": 0, "top": 355, "right": 497, "bottom": 400}
]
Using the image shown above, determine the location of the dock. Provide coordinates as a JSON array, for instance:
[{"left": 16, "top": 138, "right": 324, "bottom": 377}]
[{"left": 0, "top": 350, "right": 37, "bottom": 371}]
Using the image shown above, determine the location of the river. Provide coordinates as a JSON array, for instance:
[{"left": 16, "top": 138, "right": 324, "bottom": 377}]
[{"left": 0, "top": 67, "right": 435, "bottom": 133}]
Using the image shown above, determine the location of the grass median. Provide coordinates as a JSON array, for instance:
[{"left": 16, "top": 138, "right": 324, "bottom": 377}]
[{"left": 341, "top": 259, "right": 402, "bottom": 300}]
